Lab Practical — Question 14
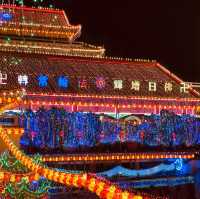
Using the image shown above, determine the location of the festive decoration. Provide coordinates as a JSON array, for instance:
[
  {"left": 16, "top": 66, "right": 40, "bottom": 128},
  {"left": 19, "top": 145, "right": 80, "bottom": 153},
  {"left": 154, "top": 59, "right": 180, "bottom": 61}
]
[
  {"left": 98, "top": 160, "right": 183, "bottom": 178},
  {"left": 25, "top": 92, "right": 200, "bottom": 115},
  {"left": 114, "top": 80, "right": 123, "bottom": 90},
  {"left": 0, "top": 12, "right": 13, "bottom": 22},
  {"left": 0, "top": 69, "right": 195, "bottom": 94},
  {"left": 0, "top": 150, "right": 50, "bottom": 198},
  {"left": 1, "top": 176, "right": 51, "bottom": 198},
  {"left": 0, "top": 4, "right": 81, "bottom": 41},
  {"left": 38, "top": 75, "right": 48, "bottom": 87},
  {"left": 79, "top": 79, "right": 88, "bottom": 89},
  {"left": 42, "top": 152, "right": 194, "bottom": 163},
  {"left": 180, "top": 82, "right": 190, "bottom": 93},
  {"left": 0, "top": 2, "right": 198, "bottom": 199},
  {"left": 164, "top": 82, "right": 173, "bottom": 92},
  {"left": 96, "top": 77, "right": 106, "bottom": 89},
  {"left": 131, "top": 80, "right": 140, "bottom": 91},
  {"left": 0, "top": 127, "right": 145, "bottom": 199},
  {"left": 20, "top": 108, "right": 200, "bottom": 151},
  {"left": 0, "top": 71, "right": 7, "bottom": 84},
  {"left": 57, "top": 76, "right": 69, "bottom": 89},
  {"left": 117, "top": 176, "right": 194, "bottom": 189},
  {"left": 149, "top": 82, "right": 156, "bottom": 92},
  {"left": 18, "top": 75, "right": 28, "bottom": 86}
]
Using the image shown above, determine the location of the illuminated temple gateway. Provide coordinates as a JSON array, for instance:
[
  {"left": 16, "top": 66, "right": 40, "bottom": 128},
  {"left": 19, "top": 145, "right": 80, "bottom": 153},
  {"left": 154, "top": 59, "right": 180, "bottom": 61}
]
[{"left": 0, "top": 3, "right": 200, "bottom": 199}]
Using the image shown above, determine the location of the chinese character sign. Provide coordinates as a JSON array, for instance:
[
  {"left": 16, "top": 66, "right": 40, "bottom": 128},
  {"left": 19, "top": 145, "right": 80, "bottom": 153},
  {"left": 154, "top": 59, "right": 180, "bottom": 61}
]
[
  {"left": 58, "top": 76, "right": 69, "bottom": 88},
  {"left": 149, "top": 81, "right": 156, "bottom": 92},
  {"left": 180, "top": 82, "right": 190, "bottom": 93},
  {"left": 96, "top": 77, "right": 106, "bottom": 89},
  {"left": 0, "top": 71, "right": 195, "bottom": 96},
  {"left": 131, "top": 80, "right": 140, "bottom": 91},
  {"left": 18, "top": 75, "right": 28, "bottom": 86},
  {"left": 78, "top": 79, "right": 88, "bottom": 89},
  {"left": 0, "top": 71, "right": 7, "bottom": 85},
  {"left": 38, "top": 75, "right": 48, "bottom": 87},
  {"left": 114, "top": 80, "right": 123, "bottom": 90},
  {"left": 164, "top": 82, "right": 173, "bottom": 92}
]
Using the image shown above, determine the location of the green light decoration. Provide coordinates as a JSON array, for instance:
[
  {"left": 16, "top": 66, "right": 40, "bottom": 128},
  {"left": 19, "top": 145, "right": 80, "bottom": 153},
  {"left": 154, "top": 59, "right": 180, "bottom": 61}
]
[
  {"left": 5, "top": 37, "right": 11, "bottom": 43},
  {"left": 0, "top": 151, "right": 44, "bottom": 173},
  {"left": 1, "top": 0, "right": 54, "bottom": 7},
  {"left": 2, "top": 177, "right": 51, "bottom": 199},
  {"left": 14, "top": 0, "right": 55, "bottom": 8},
  {"left": 15, "top": 0, "right": 24, "bottom": 5},
  {"left": 0, "top": 151, "right": 28, "bottom": 173},
  {"left": 0, "top": 151, "right": 51, "bottom": 198}
]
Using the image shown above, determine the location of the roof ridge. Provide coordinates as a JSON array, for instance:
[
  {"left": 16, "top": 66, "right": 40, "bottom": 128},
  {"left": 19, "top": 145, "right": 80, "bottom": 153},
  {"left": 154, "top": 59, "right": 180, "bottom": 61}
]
[
  {"left": 0, "top": 4, "right": 62, "bottom": 13},
  {"left": 156, "top": 63, "right": 200, "bottom": 98}
]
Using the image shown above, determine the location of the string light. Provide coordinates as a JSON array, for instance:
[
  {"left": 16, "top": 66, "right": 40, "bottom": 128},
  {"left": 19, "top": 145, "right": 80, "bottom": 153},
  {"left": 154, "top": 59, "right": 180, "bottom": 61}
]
[
  {"left": 0, "top": 127, "right": 145, "bottom": 199},
  {"left": 25, "top": 99, "right": 196, "bottom": 113},
  {"left": 41, "top": 152, "right": 195, "bottom": 163}
]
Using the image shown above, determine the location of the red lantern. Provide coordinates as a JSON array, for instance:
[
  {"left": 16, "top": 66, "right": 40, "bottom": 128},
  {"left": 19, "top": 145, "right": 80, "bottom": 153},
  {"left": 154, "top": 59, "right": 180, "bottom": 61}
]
[{"left": 140, "top": 131, "right": 145, "bottom": 140}]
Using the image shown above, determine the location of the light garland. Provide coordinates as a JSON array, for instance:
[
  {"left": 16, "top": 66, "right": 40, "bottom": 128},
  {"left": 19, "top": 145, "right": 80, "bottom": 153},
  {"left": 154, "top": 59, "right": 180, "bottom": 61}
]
[
  {"left": 1, "top": 21, "right": 79, "bottom": 29},
  {"left": 0, "top": 4, "right": 81, "bottom": 41},
  {"left": 0, "top": 171, "right": 39, "bottom": 183},
  {"left": 97, "top": 160, "right": 183, "bottom": 178},
  {"left": 0, "top": 127, "right": 145, "bottom": 199},
  {"left": 41, "top": 152, "right": 194, "bottom": 163},
  {"left": 27, "top": 92, "right": 200, "bottom": 103},
  {"left": 4, "top": 128, "right": 24, "bottom": 135},
  {"left": 0, "top": 27, "right": 78, "bottom": 40},
  {"left": 0, "top": 40, "right": 105, "bottom": 57},
  {"left": 25, "top": 100, "right": 196, "bottom": 113},
  {"left": 0, "top": 4, "right": 63, "bottom": 14},
  {"left": 117, "top": 176, "right": 194, "bottom": 189}
]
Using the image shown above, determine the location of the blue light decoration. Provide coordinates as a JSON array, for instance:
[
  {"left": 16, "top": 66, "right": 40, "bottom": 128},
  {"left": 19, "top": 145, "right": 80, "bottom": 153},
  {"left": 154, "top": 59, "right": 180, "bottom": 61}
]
[
  {"left": 174, "top": 159, "right": 183, "bottom": 171},
  {"left": 29, "top": 181, "right": 39, "bottom": 191},
  {"left": 57, "top": 76, "right": 69, "bottom": 88},
  {"left": 20, "top": 108, "right": 101, "bottom": 150},
  {"left": 117, "top": 176, "right": 194, "bottom": 189},
  {"left": 19, "top": 109, "right": 200, "bottom": 151},
  {"left": 38, "top": 75, "right": 48, "bottom": 87},
  {"left": 97, "top": 159, "right": 183, "bottom": 178},
  {"left": 0, "top": 12, "right": 13, "bottom": 22}
]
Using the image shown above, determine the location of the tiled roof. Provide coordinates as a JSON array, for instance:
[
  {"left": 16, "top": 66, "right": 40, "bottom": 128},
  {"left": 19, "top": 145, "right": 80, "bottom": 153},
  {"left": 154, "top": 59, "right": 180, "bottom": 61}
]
[
  {"left": 0, "top": 52, "right": 198, "bottom": 99},
  {"left": 0, "top": 4, "right": 69, "bottom": 27},
  {"left": 0, "top": 5, "right": 81, "bottom": 40},
  {"left": 0, "top": 39, "right": 105, "bottom": 57}
]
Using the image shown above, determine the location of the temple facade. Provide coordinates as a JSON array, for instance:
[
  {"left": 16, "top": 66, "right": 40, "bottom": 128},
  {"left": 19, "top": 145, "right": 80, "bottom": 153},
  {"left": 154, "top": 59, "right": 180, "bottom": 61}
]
[{"left": 0, "top": 4, "right": 199, "bottom": 116}]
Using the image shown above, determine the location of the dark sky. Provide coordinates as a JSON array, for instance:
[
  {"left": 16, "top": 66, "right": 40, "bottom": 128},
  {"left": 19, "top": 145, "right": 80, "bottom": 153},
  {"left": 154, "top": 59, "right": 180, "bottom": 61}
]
[{"left": 28, "top": 0, "right": 198, "bottom": 82}]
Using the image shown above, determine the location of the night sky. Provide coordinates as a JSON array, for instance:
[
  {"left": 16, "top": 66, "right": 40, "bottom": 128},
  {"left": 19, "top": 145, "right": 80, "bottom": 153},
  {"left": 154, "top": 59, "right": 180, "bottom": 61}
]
[{"left": 27, "top": 0, "right": 198, "bottom": 82}]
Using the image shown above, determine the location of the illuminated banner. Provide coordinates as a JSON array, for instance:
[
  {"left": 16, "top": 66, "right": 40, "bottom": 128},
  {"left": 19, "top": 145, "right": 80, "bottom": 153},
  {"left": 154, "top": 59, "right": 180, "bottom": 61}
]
[{"left": 0, "top": 71, "right": 192, "bottom": 94}]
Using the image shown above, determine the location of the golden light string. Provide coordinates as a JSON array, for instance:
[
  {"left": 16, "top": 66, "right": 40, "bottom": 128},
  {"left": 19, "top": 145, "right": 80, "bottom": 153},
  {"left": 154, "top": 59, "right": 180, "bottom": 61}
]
[
  {"left": 0, "top": 94, "right": 144, "bottom": 199},
  {"left": 0, "top": 127, "right": 143, "bottom": 199}
]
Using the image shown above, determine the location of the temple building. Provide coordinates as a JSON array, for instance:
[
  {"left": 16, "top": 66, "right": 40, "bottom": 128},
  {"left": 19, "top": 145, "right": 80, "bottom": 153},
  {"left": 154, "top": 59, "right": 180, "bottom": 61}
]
[
  {"left": 0, "top": 4, "right": 200, "bottom": 199},
  {"left": 0, "top": 4, "right": 199, "bottom": 117}
]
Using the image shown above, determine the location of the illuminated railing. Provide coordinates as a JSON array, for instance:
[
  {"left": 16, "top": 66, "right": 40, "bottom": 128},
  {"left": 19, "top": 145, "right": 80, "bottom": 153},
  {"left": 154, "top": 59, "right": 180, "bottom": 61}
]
[{"left": 42, "top": 152, "right": 195, "bottom": 163}]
